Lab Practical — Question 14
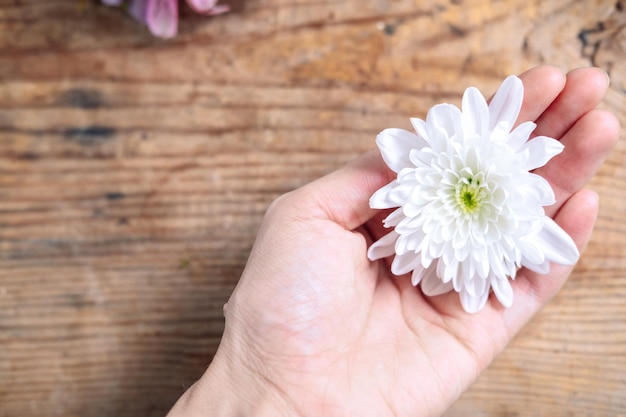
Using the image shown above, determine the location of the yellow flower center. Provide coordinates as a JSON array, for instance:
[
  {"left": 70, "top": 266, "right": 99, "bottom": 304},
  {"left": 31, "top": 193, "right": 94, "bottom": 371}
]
[{"left": 455, "top": 178, "right": 483, "bottom": 214}]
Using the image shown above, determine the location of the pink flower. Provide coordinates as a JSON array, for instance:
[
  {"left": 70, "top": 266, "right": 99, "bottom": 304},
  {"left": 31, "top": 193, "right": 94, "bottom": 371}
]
[
  {"left": 186, "top": 0, "right": 230, "bottom": 15},
  {"left": 101, "top": 0, "right": 229, "bottom": 38}
]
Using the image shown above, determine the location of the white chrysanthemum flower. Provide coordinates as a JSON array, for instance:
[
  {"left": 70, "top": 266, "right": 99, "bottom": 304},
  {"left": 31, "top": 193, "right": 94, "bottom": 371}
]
[{"left": 368, "top": 75, "right": 580, "bottom": 313}]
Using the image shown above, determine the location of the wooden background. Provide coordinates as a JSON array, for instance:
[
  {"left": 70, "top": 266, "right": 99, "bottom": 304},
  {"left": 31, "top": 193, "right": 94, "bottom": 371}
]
[{"left": 0, "top": 0, "right": 624, "bottom": 415}]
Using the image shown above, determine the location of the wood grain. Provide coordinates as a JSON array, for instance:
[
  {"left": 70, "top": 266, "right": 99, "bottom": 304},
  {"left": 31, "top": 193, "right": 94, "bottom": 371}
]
[{"left": 0, "top": 0, "right": 624, "bottom": 415}]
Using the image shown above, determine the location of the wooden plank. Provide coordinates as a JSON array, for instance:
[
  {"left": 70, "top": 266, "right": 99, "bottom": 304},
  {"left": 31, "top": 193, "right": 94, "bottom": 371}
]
[{"left": 0, "top": 0, "right": 624, "bottom": 415}]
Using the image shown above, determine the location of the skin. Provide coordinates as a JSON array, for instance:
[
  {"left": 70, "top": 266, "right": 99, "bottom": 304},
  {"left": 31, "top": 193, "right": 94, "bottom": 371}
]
[{"left": 167, "top": 66, "right": 620, "bottom": 417}]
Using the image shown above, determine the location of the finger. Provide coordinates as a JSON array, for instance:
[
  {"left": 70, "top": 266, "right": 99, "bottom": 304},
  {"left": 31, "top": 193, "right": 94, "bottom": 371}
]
[
  {"left": 533, "top": 67, "right": 610, "bottom": 139},
  {"left": 515, "top": 65, "right": 566, "bottom": 125},
  {"left": 537, "top": 109, "right": 620, "bottom": 218},
  {"left": 290, "top": 148, "right": 394, "bottom": 231}
]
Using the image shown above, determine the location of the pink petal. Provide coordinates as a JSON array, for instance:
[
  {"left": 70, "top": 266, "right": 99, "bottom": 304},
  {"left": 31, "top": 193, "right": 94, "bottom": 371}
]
[
  {"left": 146, "top": 0, "right": 178, "bottom": 39},
  {"left": 186, "top": 0, "right": 218, "bottom": 12},
  {"left": 204, "top": 4, "right": 230, "bottom": 15},
  {"left": 186, "top": 0, "right": 229, "bottom": 14}
]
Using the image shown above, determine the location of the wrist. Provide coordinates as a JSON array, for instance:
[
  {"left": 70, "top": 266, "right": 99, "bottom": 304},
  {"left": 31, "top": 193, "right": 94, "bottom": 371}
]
[{"left": 167, "top": 339, "right": 299, "bottom": 417}]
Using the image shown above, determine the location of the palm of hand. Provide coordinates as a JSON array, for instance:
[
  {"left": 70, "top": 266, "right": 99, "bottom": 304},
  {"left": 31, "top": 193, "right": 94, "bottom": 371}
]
[
  {"left": 221, "top": 66, "right": 618, "bottom": 417},
  {"left": 232, "top": 210, "right": 511, "bottom": 416}
]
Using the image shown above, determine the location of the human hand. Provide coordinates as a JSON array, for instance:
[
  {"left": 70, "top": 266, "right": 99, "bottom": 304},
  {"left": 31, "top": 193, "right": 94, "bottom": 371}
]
[{"left": 167, "top": 66, "right": 619, "bottom": 417}]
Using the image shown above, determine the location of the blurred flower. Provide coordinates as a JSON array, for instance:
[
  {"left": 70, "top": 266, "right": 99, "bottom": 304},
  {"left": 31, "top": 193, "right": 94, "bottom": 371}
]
[
  {"left": 368, "top": 75, "right": 579, "bottom": 313},
  {"left": 100, "top": 0, "right": 229, "bottom": 38}
]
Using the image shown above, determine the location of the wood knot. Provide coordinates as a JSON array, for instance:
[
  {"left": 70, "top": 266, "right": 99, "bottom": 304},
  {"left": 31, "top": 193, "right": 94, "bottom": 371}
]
[{"left": 579, "top": 1, "right": 626, "bottom": 93}]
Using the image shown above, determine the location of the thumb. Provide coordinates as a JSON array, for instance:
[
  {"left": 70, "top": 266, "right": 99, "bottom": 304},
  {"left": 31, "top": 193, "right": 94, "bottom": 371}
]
[{"left": 289, "top": 149, "right": 394, "bottom": 231}]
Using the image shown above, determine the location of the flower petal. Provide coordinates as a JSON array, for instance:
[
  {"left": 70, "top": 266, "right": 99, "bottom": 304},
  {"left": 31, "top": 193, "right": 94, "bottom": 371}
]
[
  {"left": 186, "top": 0, "right": 217, "bottom": 12},
  {"left": 369, "top": 182, "right": 398, "bottom": 209},
  {"left": 205, "top": 4, "right": 230, "bottom": 14},
  {"left": 391, "top": 252, "right": 421, "bottom": 275},
  {"left": 519, "top": 136, "right": 564, "bottom": 170},
  {"left": 518, "top": 238, "right": 546, "bottom": 265},
  {"left": 521, "top": 257, "right": 550, "bottom": 274},
  {"left": 376, "top": 128, "right": 425, "bottom": 173},
  {"left": 396, "top": 229, "right": 426, "bottom": 254},
  {"left": 424, "top": 104, "right": 463, "bottom": 149},
  {"left": 367, "top": 231, "right": 399, "bottom": 260},
  {"left": 462, "top": 86, "right": 489, "bottom": 137},
  {"left": 411, "top": 264, "right": 429, "bottom": 286},
  {"left": 410, "top": 117, "right": 430, "bottom": 143},
  {"left": 460, "top": 283, "right": 490, "bottom": 313},
  {"left": 507, "top": 121, "right": 536, "bottom": 151},
  {"left": 490, "top": 120, "right": 511, "bottom": 142},
  {"left": 488, "top": 75, "right": 523, "bottom": 131},
  {"left": 370, "top": 180, "right": 417, "bottom": 209},
  {"left": 524, "top": 174, "right": 556, "bottom": 206},
  {"left": 421, "top": 263, "right": 454, "bottom": 296},
  {"left": 464, "top": 274, "right": 489, "bottom": 298},
  {"left": 534, "top": 217, "right": 580, "bottom": 265},
  {"left": 383, "top": 207, "right": 405, "bottom": 228},
  {"left": 146, "top": 0, "right": 178, "bottom": 39},
  {"left": 490, "top": 274, "right": 513, "bottom": 308},
  {"left": 187, "top": 0, "right": 230, "bottom": 14}
]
